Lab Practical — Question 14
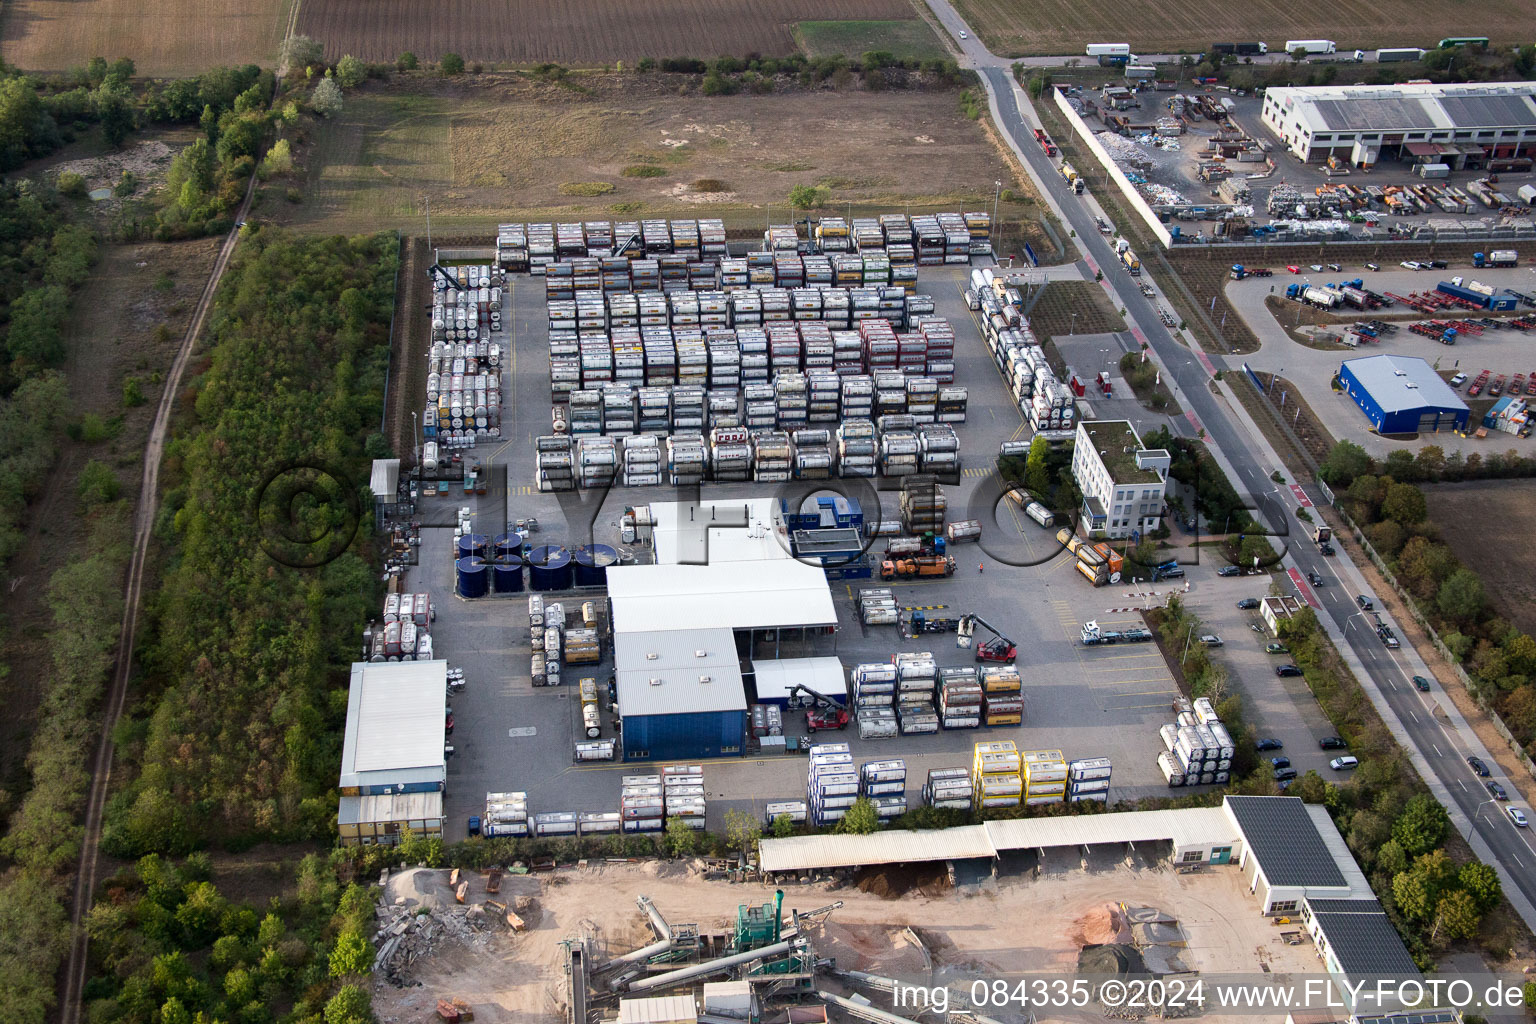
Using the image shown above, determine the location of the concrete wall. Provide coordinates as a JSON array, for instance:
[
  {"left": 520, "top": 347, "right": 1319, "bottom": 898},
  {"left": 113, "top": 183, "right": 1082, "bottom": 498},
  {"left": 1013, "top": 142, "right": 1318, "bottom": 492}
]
[{"left": 1052, "top": 90, "right": 1175, "bottom": 250}]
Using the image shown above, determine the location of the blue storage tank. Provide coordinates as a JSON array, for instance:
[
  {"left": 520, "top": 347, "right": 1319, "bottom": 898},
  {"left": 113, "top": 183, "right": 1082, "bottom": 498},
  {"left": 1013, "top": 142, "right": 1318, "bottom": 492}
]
[
  {"left": 527, "top": 545, "right": 573, "bottom": 591},
  {"left": 572, "top": 544, "right": 617, "bottom": 587},
  {"left": 458, "top": 533, "right": 490, "bottom": 560},
  {"left": 456, "top": 556, "right": 489, "bottom": 598},
  {"left": 493, "top": 559, "right": 525, "bottom": 593},
  {"left": 494, "top": 532, "right": 524, "bottom": 561}
]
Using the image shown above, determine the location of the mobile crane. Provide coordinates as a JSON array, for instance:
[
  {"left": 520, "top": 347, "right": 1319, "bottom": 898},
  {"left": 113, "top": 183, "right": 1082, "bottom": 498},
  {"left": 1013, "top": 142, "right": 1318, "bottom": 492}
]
[
  {"left": 786, "top": 684, "right": 851, "bottom": 732},
  {"left": 956, "top": 614, "right": 1018, "bottom": 663}
]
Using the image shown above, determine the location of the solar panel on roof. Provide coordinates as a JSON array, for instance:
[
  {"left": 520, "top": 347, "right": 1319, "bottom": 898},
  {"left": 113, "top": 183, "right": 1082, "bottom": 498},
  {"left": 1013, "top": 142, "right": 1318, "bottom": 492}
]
[
  {"left": 1226, "top": 796, "right": 1346, "bottom": 888},
  {"left": 1439, "top": 94, "right": 1536, "bottom": 127}
]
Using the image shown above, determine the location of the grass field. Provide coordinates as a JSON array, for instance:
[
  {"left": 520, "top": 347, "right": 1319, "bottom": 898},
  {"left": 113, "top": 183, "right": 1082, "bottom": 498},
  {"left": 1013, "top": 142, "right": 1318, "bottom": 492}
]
[
  {"left": 952, "top": 0, "right": 1534, "bottom": 56},
  {"left": 297, "top": 0, "right": 918, "bottom": 64},
  {"left": 1, "top": 0, "right": 291, "bottom": 73},
  {"left": 265, "top": 74, "right": 1044, "bottom": 247},
  {"left": 1425, "top": 480, "right": 1536, "bottom": 638},
  {"left": 794, "top": 19, "right": 947, "bottom": 60}
]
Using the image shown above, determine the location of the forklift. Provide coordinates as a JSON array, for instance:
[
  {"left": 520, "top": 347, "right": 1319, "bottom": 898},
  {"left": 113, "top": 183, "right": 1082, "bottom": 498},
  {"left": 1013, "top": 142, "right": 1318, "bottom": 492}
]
[
  {"left": 786, "top": 684, "right": 851, "bottom": 733},
  {"left": 956, "top": 614, "right": 1018, "bottom": 663}
]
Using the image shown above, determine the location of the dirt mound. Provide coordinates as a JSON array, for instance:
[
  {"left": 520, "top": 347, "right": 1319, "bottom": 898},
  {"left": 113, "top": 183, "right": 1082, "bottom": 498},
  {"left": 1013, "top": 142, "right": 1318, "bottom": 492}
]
[
  {"left": 1077, "top": 943, "right": 1147, "bottom": 977},
  {"left": 853, "top": 862, "right": 950, "bottom": 899},
  {"left": 817, "top": 922, "right": 930, "bottom": 975},
  {"left": 1072, "top": 903, "right": 1132, "bottom": 946}
]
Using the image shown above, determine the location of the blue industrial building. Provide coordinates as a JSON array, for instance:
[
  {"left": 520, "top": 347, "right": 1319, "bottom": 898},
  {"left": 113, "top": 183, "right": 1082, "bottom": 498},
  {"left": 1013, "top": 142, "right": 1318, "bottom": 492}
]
[
  {"left": 613, "top": 627, "right": 748, "bottom": 761},
  {"left": 1338, "top": 355, "right": 1469, "bottom": 435}
]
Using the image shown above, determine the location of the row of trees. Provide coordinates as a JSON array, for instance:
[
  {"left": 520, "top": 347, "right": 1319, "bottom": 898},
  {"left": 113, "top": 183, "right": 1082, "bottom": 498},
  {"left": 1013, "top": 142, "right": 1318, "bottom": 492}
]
[
  {"left": 1321, "top": 440, "right": 1536, "bottom": 754},
  {"left": 102, "top": 229, "right": 395, "bottom": 857},
  {"left": 84, "top": 851, "right": 380, "bottom": 1024}
]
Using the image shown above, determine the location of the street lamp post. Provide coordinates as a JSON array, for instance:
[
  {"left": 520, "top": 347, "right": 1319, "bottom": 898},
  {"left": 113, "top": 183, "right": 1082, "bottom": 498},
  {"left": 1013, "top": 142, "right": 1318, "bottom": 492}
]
[
  {"left": 1467, "top": 797, "right": 1497, "bottom": 840},
  {"left": 993, "top": 180, "right": 1002, "bottom": 233}
]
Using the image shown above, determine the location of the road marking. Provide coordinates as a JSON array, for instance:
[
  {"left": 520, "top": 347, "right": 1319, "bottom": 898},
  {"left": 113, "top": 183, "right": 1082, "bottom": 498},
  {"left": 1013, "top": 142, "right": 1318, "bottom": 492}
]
[
  {"left": 507, "top": 726, "right": 537, "bottom": 737},
  {"left": 1432, "top": 742, "right": 1442, "bottom": 757},
  {"left": 1407, "top": 708, "right": 1419, "bottom": 724}
]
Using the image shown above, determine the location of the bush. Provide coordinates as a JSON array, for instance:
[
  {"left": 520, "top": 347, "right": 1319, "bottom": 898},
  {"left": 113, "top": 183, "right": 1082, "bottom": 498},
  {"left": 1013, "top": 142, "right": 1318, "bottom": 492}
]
[
  {"left": 258, "top": 139, "right": 293, "bottom": 179},
  {"left": 281, "top": 35, "right": 325, "bottom": 71},
  {"left": 440, "top": 53, "right": 466, "bottom": 75},
  {"left": 701, "top": 71, "right": 735, "bottom": 96},
  {"left": 57, "top": 171, "right": 88, "bottom": 197},
  {"left": 397, "top": 52, "right": 419, "bottom": 71},
  {"left": 311, "top": 77, "right": 343, "bottom": 117},
  {"left": 558, "top": 182, "right": 615, "bottom": 197},
  {"left": 335, "top": 55, "right": 367, "bottom": 89},
  {"left": 788, "top": 184, "right": 829, "bottom": 209},
  {"left": 621, "top": 165, "right": 665, "bottom": 178},
  {"left": 76, "top": 460, "right": 121, "bottom": 507},
  {"left": 123, "top": 376, "right": 146, "bottom": 407}
]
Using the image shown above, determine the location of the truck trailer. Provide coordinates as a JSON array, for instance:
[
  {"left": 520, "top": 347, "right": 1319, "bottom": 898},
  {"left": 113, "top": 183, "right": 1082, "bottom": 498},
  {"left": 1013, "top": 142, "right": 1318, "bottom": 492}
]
[
  {"left": 1376, "top": 47, "right": 1425, "bottom": 62},
  {"left": 1436, "top": 280, "right": 1518, "bottom": 311},
  {"left": 1285, "top": 39, "right": 1337, "bottom": 55},
  {"left": 1085, "top": 43, "right": 1131, "bottom": 56}
]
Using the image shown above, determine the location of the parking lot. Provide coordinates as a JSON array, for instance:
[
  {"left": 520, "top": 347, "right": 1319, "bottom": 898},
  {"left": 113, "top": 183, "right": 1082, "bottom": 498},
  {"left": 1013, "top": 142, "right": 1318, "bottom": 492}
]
[{"left": 398, "top": 264, "right": 1286, "bottom": 839}]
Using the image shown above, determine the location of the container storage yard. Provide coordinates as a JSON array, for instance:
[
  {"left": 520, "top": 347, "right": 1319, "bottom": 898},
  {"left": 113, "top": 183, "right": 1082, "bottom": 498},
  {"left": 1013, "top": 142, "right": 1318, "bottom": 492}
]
[{"left": 366, "top": 205, "right": 1195, "bottom": 844}]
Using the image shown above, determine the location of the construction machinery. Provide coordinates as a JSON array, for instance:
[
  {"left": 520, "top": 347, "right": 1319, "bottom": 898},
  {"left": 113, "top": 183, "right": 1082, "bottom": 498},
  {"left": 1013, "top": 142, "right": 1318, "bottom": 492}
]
[
  {"left": 955, "top": 615, "right": 1018, "bottom": 663},
  {"left": 787, "top": 684, "right": 852, "bottom": 733},
  {"left": 880, "top": 554, "right": 956, "bottom": 580}
]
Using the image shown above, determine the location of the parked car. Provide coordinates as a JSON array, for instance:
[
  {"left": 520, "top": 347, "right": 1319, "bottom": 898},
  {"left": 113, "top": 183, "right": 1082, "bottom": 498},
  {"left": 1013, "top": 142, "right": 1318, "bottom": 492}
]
[
  {"left": 1319, "top": 542, "right": 1335, "bottom": 555},
  {"left": 1200, "top": 634, "right": 1224, "bottom": 647},
  {"left": 1270, "top": 756, "right": 1291, "bottom": 769},
  {"left": 1487, "top": 781, "right": 1509, "bottom": 801},
  {"left": 1286, "top": 265, "right": 1302, "bottom": 274},
  {"left": 1319, "top": 736, "right": 1347, "bottom": 750},
  {"left": 467, "top": 815, "right": 482, "bottom": 837},
  {"left": 1467, "top": 756, "right": 1490, "bottom": 777},
  {"left": 1309, "top": 264, "right": 1324, "bottom": 271},
  {"left": 1356, "top": 594, "right": 1373, "bottom": 610},
  {"left": 1401, "top": 260, "right": 1422, "bottom": 270},
  {"left": 1274, "top": 767, "right": 1298, "bottom": 781},
  {"left": 1509, "top": 807, "right": 1529, "bottom": 828},
  {"left": 1218, "top": 565, "right": 1241, "bottom": 577},
  {"left": 1330, "top": 755, "right": 1360, "bottom": 771},
  {"left": 1156, "top": 566, "right": 1185, "bottom": 580},
  {"left": 958, "top": 30, "right": 967, "bottom": 38},
  {"left": 1326, "top": 263, "right": 1341, "bottom": 272},
  {"left": 1411, "top": 675, "right": 1432, "bottom": 692},
  {"left": 1265, "top": 642, "right": 1289, "bottom": 654},
  {"left": 1255, "top": 738, "right": 1284, "bottom": 751},
  {"left": 1238, "top": 597, "right": 1260, "bottom": 609},
  {"left": 1364, "top": 262, "right": 1380, "bottom": 271},
  {"left": 1428, "top": 259, "right": 1448, "bottom": 269},
  {"left": 1450, "top": 372, "right": 1468, "bottom": 388},
  {"left": 1276, "top": 664, "right": 1302, "bottom": 677}
]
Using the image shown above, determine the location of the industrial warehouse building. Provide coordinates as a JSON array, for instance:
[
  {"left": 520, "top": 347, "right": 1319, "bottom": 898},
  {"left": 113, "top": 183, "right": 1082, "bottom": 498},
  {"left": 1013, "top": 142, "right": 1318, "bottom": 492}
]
[
  {"left": 337, "top": 661, "right": 447, "bottom": 845},
  {"left": 1260, "top": 81, "right": 1536, "bottom": 166},
  {"left": 1070, "top": 420, "right": 1170, "bottom": 540},
  {"left": 761, "top": 796, "right": 1416, "bottom": 994},
  {"left": 1337, "top": 355, "right": 1469, "bottom": 435},
  {"left": 608, "top": 498, "right": 838, "bottom": 761}
]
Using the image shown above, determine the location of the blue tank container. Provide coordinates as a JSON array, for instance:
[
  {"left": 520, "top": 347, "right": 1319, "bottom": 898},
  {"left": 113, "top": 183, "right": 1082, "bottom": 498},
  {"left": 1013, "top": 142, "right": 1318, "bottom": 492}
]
[
  {"left": 456, "top": 556, "right": 489, "bottom": 598},
  {"left": 493, "top": 559, "right": 525, "bottom": 594},
  {"left": 493, "top": 532, "right": 524, "bottom": 561},
  {"left": 572, "top": 544, "right": 618, "bottom": 587},
  {"left": 527, "top": 545, "right": 573, "bottom": 591}
]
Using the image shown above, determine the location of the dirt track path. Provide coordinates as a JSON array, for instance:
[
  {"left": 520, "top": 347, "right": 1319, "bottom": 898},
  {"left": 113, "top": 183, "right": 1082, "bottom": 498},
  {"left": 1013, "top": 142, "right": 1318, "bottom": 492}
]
[{"left": 57, "top": 151, "right": 267, "bottom": 1024}]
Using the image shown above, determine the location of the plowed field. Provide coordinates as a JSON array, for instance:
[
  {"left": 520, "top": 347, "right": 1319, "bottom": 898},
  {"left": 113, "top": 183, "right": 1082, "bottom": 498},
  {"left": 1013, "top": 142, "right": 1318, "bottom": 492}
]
[
  {"left": 1, "top": 0, "right": 290, "bottom": 74},
  {"left": 298, "top": 0, "right": 921, "bottom": 63}
]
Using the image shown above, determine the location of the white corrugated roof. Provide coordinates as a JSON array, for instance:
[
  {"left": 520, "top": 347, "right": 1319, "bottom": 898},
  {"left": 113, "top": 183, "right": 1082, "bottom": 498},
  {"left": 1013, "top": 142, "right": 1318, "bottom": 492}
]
[
  {"left": 338, "top": 790, "right": 444, "bottom": 826},
  {"left": 369, "top": 458, "right": 400, "bottom": 497},
  {"left": 339, "top": 661, "right": 446, "bottom": 787},
  {"left": 759, "top": 825, "right": 996, "bottom": 873},
  {"left": 608, "top": 560, "right": 836, "bottom": 633},
  {"left": 647, "top": 497, "right": 792, "bottom": 565},
  {"left": 986, "top": 805, "right": 1238, "bottom": 852},
  {"left": 619, "top": 995, "right": 698, "bottom": 1024},
  {"left": 614, "top": 628, "right": 747, "bottom": 717},
  {"left": 1342, "top": 354, "right": 1468, "bottom": 415},
  {"left": 752, "top": 657, "right": 847, "bottom": 702}
]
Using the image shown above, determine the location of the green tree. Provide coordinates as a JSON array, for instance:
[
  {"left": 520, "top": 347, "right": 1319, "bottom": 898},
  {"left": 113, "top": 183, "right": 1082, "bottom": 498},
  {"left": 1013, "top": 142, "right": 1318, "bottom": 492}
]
[
  {"left": 161, "top": 998, "right": 192, "bottom": 1024},
  {"left": 440, "top": 53, "right": 466, "bottom": 75},
  {"left": 1392, "top": 869, "right": 1434, "bottom": 920},
  {"left": 1391, "top": 794, "right": 1449, "bottom": 857},
  {"left": 1458, "top": 861, "right": 1502, "bottom": 913},
  {"left": 311, "top": 77, "right": 343, "bottom": 118},
  {"left": 1432, "top": 889, "right": 1480, "bottom": 941},
  {"left": 336, "top": 55, "right": 368, "bottom": 88},
  {"left": 0, "top": 873, "right": 71, "bottom": 1024},
  {"left": 1436, "top": 568, "right": 1486, "bottom": 624},
  {"left": 1320, "top": 440, "right": 1373, "bottom": 486},
  {"left": 256, "top": 912, "right": 284, "bottom": 948},
  {"left": 1024, "top": 435, "right": 1051, "bottom": 497},
  {"left": 76, "top": 460, "right": 121, "bottom": 507},
  {"left": 281, "top": 35, "right": 325, "bottom": 71},
  {"left": 259, "top": 139, "right": 293, "bottom": 178},
  {"left": 1381, "top": 482, "right": 1427, "bottom": 526},
  {"left": 788, "top": 184, "right": 830, "bottom": 209},
  {"left": 328, "top": 929, "right": 370, "bottom": 976},
  {"left": 1375, "top": 839, "right": 1408, "bottom": 878},
  {"left": 723, "top": 808, "right": 761, "bottom": 857},
  {"left": 770, "top": 813, "right": 795, "bottom": 838},
  {"left": 665, "top": 816, "right": 699, "bottom": 857},
  {"left": 835, "top": 797, "right": 880, "bottom": 835},
  {"left": 397, "top": 52, "right": 419, "bottom": 71},
  {"left": 97, "top": 91, "right": 134, "bottom": 147},
  {"left": 323, "top": 985, "right": 374, "bottom": 1024},
  {"left": 174, "top": 880, "right": 228, "bottom": 946}
]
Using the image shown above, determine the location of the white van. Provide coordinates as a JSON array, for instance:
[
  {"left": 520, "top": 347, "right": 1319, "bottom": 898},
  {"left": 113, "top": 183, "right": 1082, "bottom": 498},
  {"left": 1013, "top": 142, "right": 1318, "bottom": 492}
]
[{"left": 1329, "top": 755, "right": 1359, "bottom": 771}]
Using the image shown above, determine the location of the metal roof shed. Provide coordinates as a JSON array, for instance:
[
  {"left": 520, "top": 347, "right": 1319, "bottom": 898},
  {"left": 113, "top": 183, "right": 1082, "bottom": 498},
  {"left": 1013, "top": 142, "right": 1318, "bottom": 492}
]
[
  {"left": 759, "top": 826, "right": 997, "bottom": 873},
  {"left": 339, "top": 661, "right": 447, "bottom": 795},
  {"left": 607, "top": 561, "right": 837, "bottom": 633},
  {"left": 751, "top": 657, "right": 847, "bottom": 705},
  {"left": 1338, "top": 355, "right": 1468, "bottom": 435}
]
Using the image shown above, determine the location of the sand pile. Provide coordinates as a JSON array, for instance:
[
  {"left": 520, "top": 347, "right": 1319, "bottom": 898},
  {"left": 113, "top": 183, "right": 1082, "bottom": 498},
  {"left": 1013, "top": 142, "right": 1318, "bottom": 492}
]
[{"left": 1073, "top": 903, "right": 1132, "bottom": 946}]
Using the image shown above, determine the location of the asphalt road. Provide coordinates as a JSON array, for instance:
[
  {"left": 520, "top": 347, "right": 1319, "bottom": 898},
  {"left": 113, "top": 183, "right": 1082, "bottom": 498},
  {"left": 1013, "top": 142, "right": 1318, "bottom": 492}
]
[{"left": 926, "top": 0, "right": 1536, "bottom": 927}]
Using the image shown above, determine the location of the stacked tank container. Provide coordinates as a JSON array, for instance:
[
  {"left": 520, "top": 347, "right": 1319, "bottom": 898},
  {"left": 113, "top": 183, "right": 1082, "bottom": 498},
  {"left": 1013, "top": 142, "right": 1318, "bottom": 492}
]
[
  {"left": 860, "top": 759, "right": 907, "bottom": 820},
  {"left": 1021, "top": 749, "right": 1068, "bottom": 805},
  {"left": 807, "top": 744, "right": 859, "bottom": 827},
  {"left": 536, "top": 435, "right": 575, "bottom": 491},
  {"left": 894, "top": 653, "right": 939, "bottom": 735},
  {"left": 620, "top": 775, "right": 664, "bottom": 833},
  {"left": 837, "top": 419, "right": 877, "bottom": 477},
  {"left": 752, "top": 431, "right": 792, "bottom": 483},
  {"left": 533, "top": 811, "right": 578, "bottom": 837},
  {"left": 852, "top": 662, "right": 896, "bottom": 712},
  {"left": 621, "top": 434, "right": 662, "bottom": 487},
  {"left": 791, "top": 427, "right": 834, "bottom": 480},
  {"left": 663, "top": 765, "right": 706, "bottom": 830},
  {"left": 900, "top": 478, "right": 946, "bottom": 533},
  {"left": 484, "top": 792, "right": 530, "bottom": 837},
  {"left": 1068, "top": 757, "right": 1112, "bottom": 804},
  {"left": 979, "top": 665, "right": 1023, "bottom": 726},
  {"left": 938, "top": 667, "right": 982, "bottom": 730},
  {"left": 576, "top": 437, "right": 617, "bottom": 489},
  {"left": 857, "top": 591, "right": 896, "bottom": 626},
  {"left": 972, "top": 741, "right": 1023, "bottom": 809},
  {"left": 923, "top": 767, "right": 974, "bottom": 809}
]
